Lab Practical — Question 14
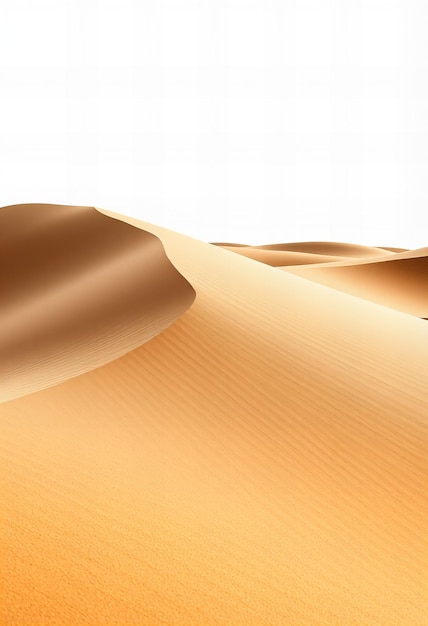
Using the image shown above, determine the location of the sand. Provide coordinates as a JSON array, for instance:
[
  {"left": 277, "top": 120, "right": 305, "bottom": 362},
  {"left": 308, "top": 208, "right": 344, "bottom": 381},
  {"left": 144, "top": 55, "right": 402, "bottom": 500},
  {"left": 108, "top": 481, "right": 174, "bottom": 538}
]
[
  {"left": 282, "top": 253, "right": 428, "bottom": 318},
  {"left": 217, "top": 241, "right": 427, "bottom": 318},
  {"left": 1, "top": 205, "right": 427, "bottom": 625},
  {"left": 0, "top": 204, "right": 195, "bottom": 401},
  {"left": 245, "top": 241, "right": 394, "bottom": 257},
  {"left": 215, "top": 246, "right": 358, "bottom": 267}
]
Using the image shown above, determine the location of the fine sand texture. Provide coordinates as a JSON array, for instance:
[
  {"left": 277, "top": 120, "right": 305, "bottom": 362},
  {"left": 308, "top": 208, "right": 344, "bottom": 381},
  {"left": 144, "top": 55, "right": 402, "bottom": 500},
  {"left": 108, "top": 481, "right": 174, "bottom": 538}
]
[
  {"left": 0, "top": 204, "right": 195, "bottom": 401},
  {"left": 1, "top": 206, "right": 427, "bottom": 625}
]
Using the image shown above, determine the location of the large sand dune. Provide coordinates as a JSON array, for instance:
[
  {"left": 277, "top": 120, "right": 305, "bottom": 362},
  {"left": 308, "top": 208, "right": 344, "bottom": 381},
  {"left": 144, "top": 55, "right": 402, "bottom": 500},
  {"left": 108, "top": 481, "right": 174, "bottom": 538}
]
[
  {"left": 1, "top": 206, "right": 427, "bottom": 625},
  {"left": 0, "top": 204, "right": 195, "bottom": 401}
]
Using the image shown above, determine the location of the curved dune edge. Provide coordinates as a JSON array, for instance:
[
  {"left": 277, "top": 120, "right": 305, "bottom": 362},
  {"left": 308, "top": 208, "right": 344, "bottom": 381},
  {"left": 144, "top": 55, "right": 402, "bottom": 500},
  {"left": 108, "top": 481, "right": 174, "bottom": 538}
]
[
  {"left": 1, "top": 209, "right": 426, "bottom": 626},
  {"left": 0, "top": 203, "right": 195, "bottom": 401}
]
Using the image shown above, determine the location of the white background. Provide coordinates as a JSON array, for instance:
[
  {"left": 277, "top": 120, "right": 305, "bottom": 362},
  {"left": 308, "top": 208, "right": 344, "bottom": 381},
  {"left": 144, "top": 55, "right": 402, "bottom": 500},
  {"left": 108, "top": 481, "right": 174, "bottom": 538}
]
[{"left": 1, "top": 0, "right": 427, "bottom": 247}]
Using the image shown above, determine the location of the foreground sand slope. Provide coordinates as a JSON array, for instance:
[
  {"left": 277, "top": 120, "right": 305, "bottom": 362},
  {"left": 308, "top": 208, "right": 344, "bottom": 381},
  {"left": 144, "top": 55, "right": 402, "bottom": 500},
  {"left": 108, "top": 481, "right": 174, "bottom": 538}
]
[
  {"left": 0, "top": 204, "right": 195, "bottom": 401},
  {"left": 1, "top": 210, "right": 427, "bottom": 625}
]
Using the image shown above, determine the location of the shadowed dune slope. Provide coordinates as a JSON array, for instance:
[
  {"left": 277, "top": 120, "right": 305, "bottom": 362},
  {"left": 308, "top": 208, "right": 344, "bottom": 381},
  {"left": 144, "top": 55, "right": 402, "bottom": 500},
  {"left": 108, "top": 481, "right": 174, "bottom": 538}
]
[
  {"left": 0, "top": 204, "right": 195, "bottom": 401},
  {"left": 283, "top": 253, "right": 428, "bottom": 318},
  {"left": 1, "top": 210, "right": 427, "bottom": 625}
]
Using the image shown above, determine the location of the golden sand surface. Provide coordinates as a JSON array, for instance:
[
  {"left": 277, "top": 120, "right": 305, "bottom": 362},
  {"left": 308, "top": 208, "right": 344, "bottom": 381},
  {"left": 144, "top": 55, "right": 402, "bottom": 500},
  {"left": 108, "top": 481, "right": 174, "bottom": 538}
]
[{"left": 1, "top": 205, "right": 427, "bottom": 625}]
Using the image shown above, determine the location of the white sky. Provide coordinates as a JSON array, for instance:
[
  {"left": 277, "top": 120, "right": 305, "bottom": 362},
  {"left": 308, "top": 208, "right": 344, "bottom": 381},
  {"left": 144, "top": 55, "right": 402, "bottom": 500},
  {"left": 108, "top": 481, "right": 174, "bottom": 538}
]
[{"left": 1, "top": 0, "right": 427, "bottom": 248}]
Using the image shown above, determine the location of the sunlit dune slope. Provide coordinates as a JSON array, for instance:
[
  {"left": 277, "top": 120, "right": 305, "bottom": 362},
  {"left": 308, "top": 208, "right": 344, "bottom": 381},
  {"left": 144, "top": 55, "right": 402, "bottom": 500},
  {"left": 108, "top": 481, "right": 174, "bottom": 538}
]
[
  {"left": 1, "top": 209, "right": 426, "bottom": 625},
  {"left": 0, "top": 203, "right": 195, "bottom": 401},
  {"left": 282, "top": 251, "right": 428, "bottom": 318}
]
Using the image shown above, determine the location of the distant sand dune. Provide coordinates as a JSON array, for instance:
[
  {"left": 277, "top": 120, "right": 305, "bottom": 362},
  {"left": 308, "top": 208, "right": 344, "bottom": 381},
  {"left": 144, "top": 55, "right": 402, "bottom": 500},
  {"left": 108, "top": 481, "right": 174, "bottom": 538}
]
[
  {"left": 378, "top": 246, "right": 409, "bottom": 252},
  {"left": 282, "top": 253, "right": 428, "bottom": 318},
  {"left": 0, "top": 204, "right": 195, "bottom": 401},
  {"left": 213, "top": 240, "right": 394, "bottom": 265},
  {"left": 283, "top": 246, "right": 428, "bottom": 268},
  {"left": 1, "top": 209, "right": 426, "bottom": 625},
  {"left": 217, "top": 239, "right": 427, "bottom": 318},
  {"left": 216, "top": 245, "right": 355, "bottom": 266},
  {"left": 211, "top": 241, "right": 250, "bottom": 247},
  {"left": 253, "top": 241, "right": 393, "bottom": 257}
]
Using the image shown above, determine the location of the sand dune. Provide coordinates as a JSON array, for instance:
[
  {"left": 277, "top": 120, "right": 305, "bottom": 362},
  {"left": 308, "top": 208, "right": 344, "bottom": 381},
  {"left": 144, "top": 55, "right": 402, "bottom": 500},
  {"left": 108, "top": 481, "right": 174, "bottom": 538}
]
[
  {"left": 282, "top": 252, "right": 428, "bottom": 318},
  {"left": 217, "top": 238, "right": 427, "bottom": 318},
  {"left": 213, "top": 240, "right": 394, "bottom": 266},
  {"left": 0, "top": 204, "right": 195, "bottom": 401},
  {"left": 1, "top": 207, "right": 427, "bottom": 625},
  {"left": 251, "top": 241, "right": 393, "bottom": 257},
  {"left": 378, "top": 246, "right": 409, "bottom": 253},
  {"left": 282, "top": 245, "right": 428, "bottom": 268},
  {"left": 211, "top": 242, "right": 250, "bottom": 247},
  {"left": 217, "top": 245, "right": 355, "bottom": 266}
]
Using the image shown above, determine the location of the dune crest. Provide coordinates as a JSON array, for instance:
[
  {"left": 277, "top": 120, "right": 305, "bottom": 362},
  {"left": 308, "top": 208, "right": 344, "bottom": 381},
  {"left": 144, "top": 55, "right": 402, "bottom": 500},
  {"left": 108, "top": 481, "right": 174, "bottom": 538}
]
[{"left": 0, "top": 203, "right": 195, "bottom": 401}]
